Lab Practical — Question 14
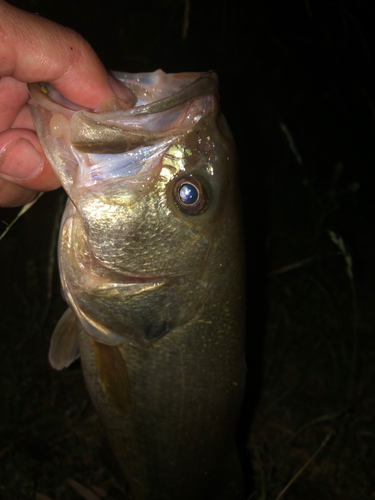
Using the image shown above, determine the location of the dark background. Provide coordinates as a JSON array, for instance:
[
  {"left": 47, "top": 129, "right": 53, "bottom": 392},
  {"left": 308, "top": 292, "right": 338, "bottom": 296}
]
[{"left": 1, "top": 0, "right": 375, "bottom": 498}]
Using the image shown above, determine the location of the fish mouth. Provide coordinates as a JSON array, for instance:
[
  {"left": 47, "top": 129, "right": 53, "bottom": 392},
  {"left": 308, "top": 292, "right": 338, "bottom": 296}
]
[{"left": 29, "top": 71, "right": 219, "bottom": 157}]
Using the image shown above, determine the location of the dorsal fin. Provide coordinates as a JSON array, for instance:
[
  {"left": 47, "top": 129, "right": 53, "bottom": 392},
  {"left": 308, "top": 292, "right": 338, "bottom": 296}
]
[
  {"left": 91, "top": 339, "right": 130, "bottom": 415},
  {"left": 49, "top": 308, "right": 80, "bottom": 370}
]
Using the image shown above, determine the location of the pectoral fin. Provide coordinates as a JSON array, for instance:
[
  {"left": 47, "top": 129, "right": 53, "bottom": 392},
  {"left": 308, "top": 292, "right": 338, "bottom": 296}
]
[
  {"left": 91, "top": 339, "right": 130, "bottom": 415},
  {"left": 49, "top": 308, "right": 80, "bottom": 370}
]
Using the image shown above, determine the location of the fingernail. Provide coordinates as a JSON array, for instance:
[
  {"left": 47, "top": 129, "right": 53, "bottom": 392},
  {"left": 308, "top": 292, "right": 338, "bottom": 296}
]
[
  {"left": 0, "top": 139, "right": 43, "bottom": 181},
  {"left": 108, "top": 74, "right": 137, "bottom": 108}
]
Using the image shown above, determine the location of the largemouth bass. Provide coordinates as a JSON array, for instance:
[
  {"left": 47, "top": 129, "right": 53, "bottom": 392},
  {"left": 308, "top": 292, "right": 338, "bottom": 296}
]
[{"left": 29, "top": 70, "right": 245, "bottom": 500}]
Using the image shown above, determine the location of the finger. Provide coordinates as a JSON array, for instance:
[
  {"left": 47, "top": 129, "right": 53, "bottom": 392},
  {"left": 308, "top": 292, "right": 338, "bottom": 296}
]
[
  {"left": 10, "top": 103, "right": 34, "bottom": 130},
  {"left": 0, "top": 1, "right": 134, "bottom": 109},
  {"left": 0, "top": 178, "right": 39, "bottom": 207},
  {"left": 0, "top": 77, "right": 29, "bottom": 131},
  {"left": 0, "top": 128, "right": 60, "bottom": 192}
]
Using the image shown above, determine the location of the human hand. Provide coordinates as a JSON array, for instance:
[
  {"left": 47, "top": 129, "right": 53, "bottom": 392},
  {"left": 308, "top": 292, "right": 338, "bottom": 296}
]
[{"left": 0, "top": 0, "right": 133, "bottom": 207}]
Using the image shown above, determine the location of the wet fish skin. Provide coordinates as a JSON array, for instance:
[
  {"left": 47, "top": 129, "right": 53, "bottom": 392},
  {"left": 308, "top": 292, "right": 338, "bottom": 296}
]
[{"left": 29, "top": 70, "right": 245, "bottom": 499}]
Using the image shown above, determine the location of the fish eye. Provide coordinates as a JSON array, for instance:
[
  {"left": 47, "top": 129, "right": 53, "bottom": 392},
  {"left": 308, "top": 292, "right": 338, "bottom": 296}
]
[
  {"left": 179, "top": 183, "right": 198, "bottom": 204},
  {"left": 173, "top": 176, "right": 209, "bottom": 215}
]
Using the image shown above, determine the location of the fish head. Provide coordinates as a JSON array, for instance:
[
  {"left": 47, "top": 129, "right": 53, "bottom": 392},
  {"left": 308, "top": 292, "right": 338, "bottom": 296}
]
[{"left": 29, "top": 71, "right": 238, "bottom": 348}]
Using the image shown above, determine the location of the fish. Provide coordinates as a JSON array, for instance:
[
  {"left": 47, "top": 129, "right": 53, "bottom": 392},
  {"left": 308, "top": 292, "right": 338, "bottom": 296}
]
[{"left": 29, "top": 69, "right": 246, "bottom": 500}]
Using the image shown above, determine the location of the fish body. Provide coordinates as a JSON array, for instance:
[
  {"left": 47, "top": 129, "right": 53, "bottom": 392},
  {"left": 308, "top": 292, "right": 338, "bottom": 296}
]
[{"left": 29, "top": 70, "right": 245, "bottom": 499}]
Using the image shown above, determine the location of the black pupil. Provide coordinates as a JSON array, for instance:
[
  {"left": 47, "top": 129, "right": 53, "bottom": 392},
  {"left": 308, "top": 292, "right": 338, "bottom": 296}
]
[{"left": 179, "top": 183, "right": 198, "bottom": 205}]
